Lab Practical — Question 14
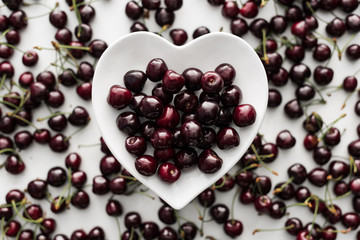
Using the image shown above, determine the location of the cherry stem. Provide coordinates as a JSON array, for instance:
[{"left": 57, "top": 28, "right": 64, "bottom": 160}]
[
  {"left": 53, "top": 168, "right": 72, "bottom": 210},
  {"left": 308, "top": 197, "right": 319, "bottom": 239},
  {"left": 340, "top": 33, "right": 357, "bottom": 55},
  {"left": 252, "top": 224, "right": 294, "bottom": 235},
  {"left": 133, "top": 190, "right": 155, "bottom": 200},
  {"left": 0, "top": 42, "right": 25, "bottom": 54},
  {"left": 158, "top": 24, "right": 170, "bottom": 35},
  {"left": 115, "top": 217, "right": 122, "bottom": 240},
  {"left": 305, "top": 2, "right": 327, "bottom": 24},
  {"left": 261, "top": 29, "right": 269, "bottom": 64},
  {"left": 230, "top": 188, "right": 240, "bottom": 222},
  {"left": 260, "top": 0, "right": 269, "bottom": 7},
  {"left": 72, "top": 0, "right": 83, "bottom": 38},
  {"left": 0, "top": 148, "right": 16, "bottom": 154},
  {"left": 26, "top": 2, "right": 59, "bottom": 20},
  {"left": 11, "top": 200, "right": 44, "bottom": 224},
  {"left": 314, "top": 31, "right": 341, "bottom": 60},
  {"left": 64, "top": 123, "right": 90, "bottom": 142},
  {"left": 199, "top": 205, "right": 206, "bottom": 236},
  {"left": 0, "top": 74, "right": 6, "bottom": 90},
  {"left": 211, "top": 175, "right": 227, "bottom": 190},
  {"left": 305, "top": 79, "right": 327, "bottom": 104},
  {"left": 318, "top": 113, "right": 346, "bottom": 142},
  {"left": 37, "top": 112, "right": 69, "bottom": 121},
  {"left": 273, "top": 177, "right": 294, "bottom": 195},
  {"left": 251, "top": 144, "right": 278, "bottom": 176},
  {"left": 0, "top": 217, "right": 5, "bottom": 240},
  {"left": 329, "top": 190, "right": 352, "bottom": 202},
  {"left": 0, "top": 29, "right": 10, "bottom": 41},
  {"left": 8, "top": 113, "right": 39, "bottom": 131},
  {"left": 53, "top": 42, "right": 90, "bottom": 51}
]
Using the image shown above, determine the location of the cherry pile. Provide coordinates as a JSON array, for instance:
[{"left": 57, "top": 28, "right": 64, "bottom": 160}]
[
  {"left": 107, "top": 58, "right": 256, "bottom": 182},
  {"left": 0, "top": 0, "right": 360, "bottom": 239}
]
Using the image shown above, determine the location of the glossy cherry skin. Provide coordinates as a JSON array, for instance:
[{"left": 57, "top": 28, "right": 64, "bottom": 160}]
[
  {"left": 221, "top": 85, "right": 242, "bottom": 107},
  {"left": 201, "top": 71, "right": 224, "bottom": 93},
  {"left": 116, "top": 112, "right": 140, "bottom": 136},
  {"left": 125, "top": 1, "right": 143, "bottom": 20},
  {"left": 276, "top": 130, "right": 296, "bottom": 149},
  {"left": 295, "top": 186, "right": 311, "bottom": 202},
  {"left": 233, "top": 104, "right": 256, "bottom": 127},
  {"left": 303, "top": 113, "right": 323, "bottom": 134},
  {"left": 152, "top": 83, "right": 173, "bottom": 105},
  {"left": 125, "top": 136, "right": 147, "bottom": 156},
  {"left": 107, "top": 85, "right": 132, "bottom": 109},
  {"left": 230, "top": 17, "right": 249, "bottom": 37},
  {"left": 9, "top": 10, "right": 27, "bottom": 29},
  {"left": 285, "top": 218, "right": 303, "bottom": 236},
  {"left": 270, "top": 201, "right": 286, "bottom": 219},
  {"left": 174, "top": 147, "right": 197, "bottom": 169},
  {"left": 348, "top": 139, "right": 360, "bottom": 157},
  {"left": 49, "top": 134, "right": 69, "bottom": 152},
  {"left": 297, "top": 230, "right": 314, "bottom": 240},
  {"left": 158, "top": 162, "right": 181, "bottom": 183},
  {"left": 47, "top": 167, "right": 67, "bottom": 187},
  {"left": 239, "top": 187, "right": 256, "bottom": 204},
  {"left": 326, "top": 17, "right": 346, "bottom": 37},
  {"left": 196, "top": 100, "right": 220, "bottom": 126},
  {"left": 179, "top": 222, "right": 197, "bottom": 240},
  {"left": 170, "top": 29, "right": 187, "bottom": 46},
  {"left": 334, "top": 181, "right": 349, "bottom": 196},
  {"left": 135, "top": 155, "right": 158, "bottom": 176},
  {"left": 162, "top": 70, "right": 185, "bottom": 93},
  {"left": 48, "top": 114, "right": 67, "bottom": 132},
  {"left": 314, "top": 66, "right": 334, "bottom": 85},
  {"left": 291, "top": 20, "right": 309, "bottom": 38},
  {"left": 222, "top": 1, "right": 239, "bottom": 18},
  {"left": 30, "top": 82, "right": 48, "bottom": 102},
  {"left": 140, "top": 222, "right": 160, "bottom": 239},
  {"left": 210, "top": 204, "right": 229, "bottom": 224},
  {"left": 155, "top": 8, "right": 175, "bottom": 27},
  {"left": 130, "top": 21, "right": 148, "bottom": 32},
  {"left": 182, "top": 67, "right": 203, "bottom": 91},
  {"left": 216, "top": 127, "right": 240, "bottom": 149},
  {"left": 100, "top": 155, "right": 121, "bottom": 176},
  {"left": 158, "top": 205, "right": 176, "bottom": 224},
  {"left": 146, "top": 58, "right": 168, "bottom": 82},
  {"left": 124, "top": 211, "right": 142, "bottom": 229},
  {"left": 296, "top": 84, "right": 315, "bottom": 100},
  {"left": 92, "top": 175, "right": 109, "bottom": 195},
  {"left": 71, "top": 190, "right": 90, "bottom": 209},
  {"left": 289, "top": 63, "right": 311, "bottom": 85},
  {"left": 123, "top": 70, "right": 147, "bottom": 93},
  {"left": 68, "top": 106, "right": 89, "bottom": 126},
  {"left": 197, "top": 149, "right": 223, "bottom": 173},
  {"left": 268, "top": 89, "right": 282, "bottom": 108},
  {"left": 308, "top": 167, "right": 328, "bottom": 187},
  {"left": 106, "top": 199, "right": 123, "bottom": 216},
  {"left": 5, "top": 154, "right": 25, "bottom": 174},
  {"left": 27, "top": 179, "right": 47, "bottom": 199},
  {"left": 343, "top": 76, "right": 358, "bottom": 91},
  {"left": 139, "top": 96, "right": 164, "bottom": 119},
  {"left": 223, "top": 219, "right": 243, "bottom": 238},
  {"left": 5, "top": 220, "right": 21, "bottom": 237},
  {"left": 180, "top": 120, "right": 203, "bottom": 146},
  {"left": 165, "top": 0, "right": 183, "bottom": 10},
  {"left": 342, "top": 212, "right": 360, "bottom": 230},
  {"left": 321, "top": 226, "right": 337, "bottom": 240},
  {"left": 150, "top": 128, "right": 172, "bottom": 149},
  {"left": 156, "top": 105, "right": 180, "bottom": 129},
  {"left": 250, "top": 18, "right": 269, "bottom": 38},
  {"left": 174, "top": 90, "right": 199, "bottom": 113},
  {"left": 270, "top": 15, "right": 287, "bottom": 34},
  {"left": 109, "top": 176, "right": 127, "bottom": 194},
  {"left": 49, "top": 11, "right": 67, "bottom": 28},
  {"left": 313, "top": 44, "right": 331, "bottom": 62},
  {"left": 313, "top": 146, "right": 332, "bottom": 165},
  {"left": 346, "top": 14, "right": 360, "bottom": 32},
  {"left": 46, "top": 90, "right": 65, "bottom": 108},
  {"left": 254, "top": 195, "right": 272, "bottom": 213},
  {"left": 288, "top": 163, "right": 307, "bottom": 184},
  {"left": 192, "top": 26, "right": 210, "bottom": 39}
]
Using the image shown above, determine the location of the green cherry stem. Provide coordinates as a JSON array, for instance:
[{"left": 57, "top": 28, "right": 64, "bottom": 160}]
[{"left": 72, "top": 0, "right": 83, "bottom": 37}]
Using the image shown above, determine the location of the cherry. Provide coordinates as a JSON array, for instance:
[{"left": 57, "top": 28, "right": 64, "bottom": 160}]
[
  {"left": 71, "top": 171, "right": 87, "bottom": 188},
  {"left": 296, "top": 84, "right": 315, "bottom": 100},
  {"left": 27, "top": 179, "right": 47, "bottom": 199},
  {"left": 18, "top": 229, "right": 34, "bottom": 240},
  {"left": 313, "top": 44, "right": 331, "bottom": 62},
  {"left": 179, "top": 222, "right": 197, "bottom": 240},
  {"left": 223, "top": 219, "right": 243, "bottom": 238},
  {"left": 5, "top": 154, "right": 25, "bottom": 174},
  {"left": 319, "top": 0, "right": 339, "bottom": 10},
  {"left": 79, "top": 5, "right": 95, "bottom": 24},
  {"left": 295, "top": 186, "right": 311, "bottom": 202},
  {"left": 347, "top": 44, "right": 360, "bottom": 60},
  {"left": 5, "top": 220, "right": 21, "bottom": 237},
  {"left": 180, "top": 68, "right": 202, "bottom": 92},
  {"left": 196, "top": 100, "right": 220, "bottom": 125},
  {"left": 47, "top": 167, "right": 67, "bottom": 187},
  {"left": 348, "top": 139, "right": 360, "bottom": 157},
  {"left": 32, "top": 129, "right": 50, "bottom": 144},
  {"left": 239, "top": 187, "right": 256, "bottom": 204},
  {"left": 158, "top": 162, "right": 181, "bottom": 183},
  {"left": 162, "top": 70, "right": 185, "bottom": 93},
  {"left": 343, "top": 76, "right": 358, "bottom": 91},
  {"left": 276, "top": 130, "right": 296, "bottom": 149},
  {"left": 125, "top": 136, "right": 147, "bottom": 156},
  {"left": 106, "top": 199, "right": 123, "bottom": 216},
  {"left": 152, "top": 83, "right": 173, "bottom": 105},
  {"left": 22, "top": 50, "right": 38, "bottom": 66},
  {"left": 270, "top": 15, "right": 287, "bottom": 34},
  {"left": 207, "top": 0, "right": 225, "bottom": 5},
  {"left": 250, "top": 18, "right": 269, "bottom": 38},
  {"left": 125, "top": 1, "right": 143, "bottom": 20},
  {"left": 270, "top": 67, "right": 288, "bottom": 86},
  {"left": 326, "top": 17, "right": 346, "bottom": 37},
  {"left": 342, "top": 212, "right": 360, "bottom": 230},
  {"left": 0, "top": 116, "right": 16, "bottom": 134},
  {"left": 288, "top": 163, "right": 307, "bottom": 184},
  {"left": 270, "top": 201, "right": 286, "bottom": 219},
  {"left": 291, "top": 20, "right": 309, "bottom": 38},
  {"left": 230, "top": 17, "right": 249, "bottom": 37},
  {"left": 302, "top": 34, "right": 318, "bottom": 49},
  {"left": 69, "top": 41, "right": 86, "bottom": 58},
  {"left": 155, "top": 8, "right": 175, "bottom": 27},
  {"left": 124, "top": 211, "right": 142, "bottom": 229},
  {"left": 198, "top": 188, "right": 216, "bottom": 207},
  {"left": 5, "top": 30, "right": 20, "bottom": 44},
  {"left": 46, "top": 90, "right": 65, "bottom": 108},
  {"left": 92, "top": 175, "right": 109, "bottom": 195},
  {"left": 0, "top": 15, "right": 8, "bottom": 31},
  {"left": 346, "top": 14, "right": 360, "bottom": 32},
  {"left": 351, "top": 178, "right": 360, "bottom": 194},
  {"left": 139, "top": 96, "right": 164, "bottom": 119},
  {"left": 285, "top": 217, "right": 303, "bottom": 235},
  {"left": 180, "top": 120, "right": 203, "bottom": 146},
  {"left": 49, "top": 11, "right": 67, "bottom": 28},
  {"left": 88, "top": 39, "right": 107, "bottom": 58},
  {"left": 334, "top": 180, "right": 349, "bottom": 196},
  {"left": 305, "top": 15, "right": 319, "bottom": 30},
  {"left": 303, "top": 113, "right": 323, "bottom": 133},
  {"left": 308, "top": 167, "right": 328, "bottom": 186},
  {"left": 9, "top": 10, "right": 27, "bottom": 29},
  {"left": 74, "top": 23, "right": 93, "bottom": 42},
  {"left": 122, "top": 231, "right": 139, "bottom": 240},
  {"left": 55, "top": 28, "right": 72, "bottom": 44},
  {"left": 141, "top": 121, "right": 157, "bottom": 141},
  {"left": 314, "top": 66, "right": 334, "bottom": 85},
  {"left": 289, "top": 63, "right": 311, "bottom": 85},
  {"left": 201, "top": 71, "right": 224, "bottom": 93},
  {"left": 192, "top": 26, "right": 210, "bottom": 39},
  {"left": 71, "top": 230, "right": 87, "bottom": 240},
  {"left": 100, "top": 155, "right": 121, "bottom": 176},
  {"left": 222, "top": 1, "right": 239, "bottom": 19},
  {"left": 140, "top": 221, "right": 160, "bottom": 239},
  {"left": 116, "top": 111, "right": 140, "bottom": 136},
  {"left": 323, "top": 204, "right": 342, "bottom": 224},
  {"left": 208, "top": 204, "right": 229, "bottom": 224},
  {"left": 197, "top": 149, "right": 222, "bottom": 173},
  {"left": 71, "top": 190, "right": 90, "bottom": 209},
  {"left": 0, "top": 207, "right": 13, "bottom": 221},
  {"left": 321, "top": 226, "right": 337, "bottom": 240},
  {"left": 123, "top": 70, "right": 147, "bottom": 93},
  {"left": 254, "top": 175, "right": 272, "bottom": 194},
  {"left": 130, "top": 21, "right": 148, "bottom": 32},
  {"left": 3, "top": 91, "right": 20, "bottom": 109},
  {"left": 157, "top": 205, "right": 176, "bottom": 224},
  {"left": 254, "top": 195, "right": 272, "bottom": 213},
  {"left": 48, "top": 114, "right": 68, "bottom": 132},
  {"left": 23, "top": 204, "right": 43, "bottom": 220},
  {"left": 6, "top": 189, "right": 25, "bottom": 203},
  {"left": 297, "top": 230, "right": 314, "bottom": 240},
  {"left": 165, "top": 0, "right": 183, "bottom": 10},
  {"left": 239, "top": 1, "right": 258, "bottom": 18},
  {"left": 0, "top": 61, "right": 14, "bottom": 77},
  {"left": 14, "top": 130, "right": 33, "bottom": 149},
  {"left": 173, "top": 91, "right": 198, "bottom": 113},
  {"left": 76, "top": 61, "right": 94, "bottom": 82},
  {"left": 0, "top": 44, "right": 14, "bottom": 58},
  {"left": 216, "top": 127, "right": 240, "bottom": 149},
  {"left": 313, "top": 146, "right": 332, "bottom": 165},
  {"left": 135, "top": 155, "right": 158, "bottom": 176},
  {"left": 150, "top": 127, "right": 173, "bottom": 149},
  {"left": 285, "top": 45, "right": 305, "bottom": 62},
  {"left": 68, "top": 106, "right": 89, "bottom": 126}
]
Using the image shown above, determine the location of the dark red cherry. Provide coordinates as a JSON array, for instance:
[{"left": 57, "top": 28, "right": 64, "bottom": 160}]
[
  {"left": 88, "top": 39, "right": 107, "bottom": 58},
  {"left": 291, "top": 20, "right": 309, "bottom": 38},
  {"left": 174, "top": 147, "right": 197, "bottom": 169},
  {"left": 285, "top": 218, "right": 303, "bottom": 235},
  {"left": 106, "top": 199, "right": 123, "bottom": 216},
  {"left": 276, "top": 130, "right": 296, "bottom": 149},
  {"left": 192, "top": 26, "right": 210, "bottom": 39},
  {"left": 342, "top": 212, "right": 360, "bottom": 230},
  {"left": 254, "top": 195, "right": 272, "bottom": 213},
  {"left": 142, "top": 0, "right": 160, "bottom": 9},
  {"left": 210, "top": 204, "right": 229, "bottom": 223},
  {"left": 288, "top": 163, "right": 307, "bottom": 184},
  {"left": 146, "top": 58, "right": 168, "bottom": 82},
  {"left": 27, "top": 179, "right": 47, "bottom": 199},
  {"left": 239, "top": 1, "right": 258, "bottom": 18},
  {"left": 79, "top": 5, "right": 95, "bottom": 24},
  {"left": 201, "top": 71, "right": 224, "bottom": 93},
  {"left": 55, "top": 28, "right": 72, "bottom": 44},
  {"left": 22, "top": 51, "right": 38, "bottom": 66},
  {"left": 223, "top": 219, "right": 243, "bottom": 238},
  {"left": 71, "top": 190, "right": 90, "bottom": 209},
  {"left": 313, "top": 44, "right": 331, "bottom": 62},
  {"left": 47, "top": 167, "right": 67, "bottom": 187},
  {"left": 5, "top": 220, "right": 21, "bottom": 237},
  {"left": 5, "top": 154, "right": 25, "bottom": 174},
  {"left": 343, "top": 76, "right": 358, "bottom": 91},
  {"left": 313, "top": 146, "right": 332, "bottom": 165},
  {"left": 183, "top": 67, "right": 202, "bottom": 91},
  {"left": 285, "top": 45, "right": 305, "bottom": 62},
  {"left": 100, "top": 155, "right": 121, "bottom": 176},
  {"left": 125, "top": 1, "right": 143, "bottom": 20},
  {"left": 109, "top": 177, "right": 127, "bottom": 194},
  {"left": 222, "top": 1, "right": 239, "bottom": 19},
  {"left": 139, "top": 96, "right": 164, "bottom": 119},
  {"left": 49, "top": 11, "right": 67, "bottom": 28},
  {"left": 92, "top": 175, "right": 109, "bottom": 195},
  {"left": 196, "top": 100, "right": 220, "bottom": 126},
  {"left": 326, "top": 17, "right": 346, "bottom": 37},
  {"left": 135, "top": 155, "right": 158, "bottom": 176},
  {"left": 125, "top": 136, "right": 147, "bottom": 156},
  {"left": 314, "top": 66, "right": 334, "bottom": 85},
  {"left": 180, "top": 120, "right": 203, "bottom": 146},
  {"left": 162, "top": 70, "right": 185, "bottom": 93},
  {"left": 33, "top": 129, "right": 51, "bottom": 144},
  {"left": 230, "top": 17, "right": 249, "bottom": 37},
  {"left": 296, "top": 84, "right": 315, "bottom": 100},
  {"left": 155, "top": 8, "right": 175, "bottom": 27},
  {"left": 249, "top": 18, "right": 269, "bottom": 38},
  {"left": 116, "top": 111, "right": 140, "bottom": 136},
  {"left": 295, "top": 186, "right": 311, "bottom": 202},
  {"left": 174, "top": 90, "right": 198, "bottom": 113},
  {"left": 141, "top": 222, "right": 159, "bottom": 239},
  {"left": 346, "top": 14, "right": 360, "bottom": 32},
  {"left": 233, "top": 104, "right": 256, "bottom": 127},
  {"left": 9, "top": 10, "right": 27, "bottom": 29},
  {"left": 74, "top": 23, "right": 92, "bottom": 43},
  {"left": 270, "top": 15, "right": 287, "bottom": 33},
  {"left": 150, "top": 128, "right": 173, "bottom": 149},
  {"left": 308, "top": 167, "right": 328, "bottom": 186},
  {"left": 198, "top": 188, "right": 216, "bottom": 207},
  {"left": 49, "top": 134, "right": 69, "bottom": 152},
  {"left": 198, "top": 149, "right": 223, "bottom": 173},
  {"left": 216, "top": 127, "right": 240, "bottom": 149},
  {"left": 46, "top": 90, "right": 65, "bottom": 108}
]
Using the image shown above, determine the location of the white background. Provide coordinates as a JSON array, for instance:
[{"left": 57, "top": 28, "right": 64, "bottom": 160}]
[{"left": 0, "top": 0, "right": 360, "bottom": 239}]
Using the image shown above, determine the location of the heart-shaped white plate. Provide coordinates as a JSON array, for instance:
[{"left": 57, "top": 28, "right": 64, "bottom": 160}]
[{"left": 92, "top": 32, "right": 268, "bottom": 210}]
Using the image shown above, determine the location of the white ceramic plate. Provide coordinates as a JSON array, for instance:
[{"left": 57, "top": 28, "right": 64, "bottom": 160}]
[{"left": 92, "top": 31, "right": 268, "bottom": 210}]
